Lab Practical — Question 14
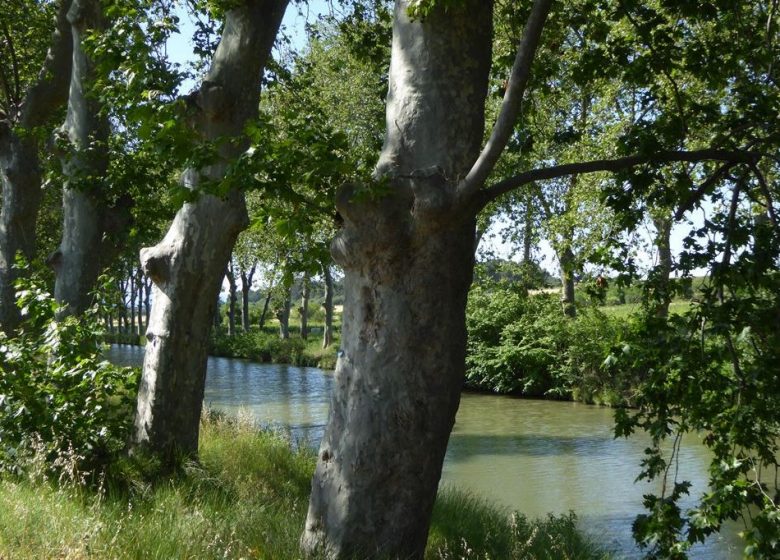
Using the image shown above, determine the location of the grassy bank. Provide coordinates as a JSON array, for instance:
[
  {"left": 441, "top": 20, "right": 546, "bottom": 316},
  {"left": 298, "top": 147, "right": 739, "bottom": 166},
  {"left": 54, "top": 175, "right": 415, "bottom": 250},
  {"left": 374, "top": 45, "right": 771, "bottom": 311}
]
[
  {"left": 0, "top": 415, "right": 611, "bottom": 560},
  {"left": 104, "top": 327, "right": 340, "bottom": 370}
]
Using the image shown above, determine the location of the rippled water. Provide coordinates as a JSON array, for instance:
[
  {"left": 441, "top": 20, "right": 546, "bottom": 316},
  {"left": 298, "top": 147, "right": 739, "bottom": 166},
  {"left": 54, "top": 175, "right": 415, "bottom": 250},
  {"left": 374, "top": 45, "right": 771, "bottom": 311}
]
[{"left": 107, "top": 344, "right": 741, "bottom": 559}]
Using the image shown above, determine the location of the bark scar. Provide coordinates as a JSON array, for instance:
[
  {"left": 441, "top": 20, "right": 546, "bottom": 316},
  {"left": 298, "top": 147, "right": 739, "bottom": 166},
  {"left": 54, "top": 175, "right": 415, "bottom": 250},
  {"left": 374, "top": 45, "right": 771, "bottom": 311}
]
[{"left": 140, "top": 246, "right": 171, "bottom": 285}]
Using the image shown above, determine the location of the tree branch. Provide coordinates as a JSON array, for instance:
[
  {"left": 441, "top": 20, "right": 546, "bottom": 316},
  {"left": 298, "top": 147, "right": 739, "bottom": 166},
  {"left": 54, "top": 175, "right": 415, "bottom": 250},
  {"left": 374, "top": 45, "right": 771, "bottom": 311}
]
[
  {"left": 457, "top": 0, "right": 554, "bottom": 200},
  {"left": 18, "top": 0, "right": 73, "bottom": 129},
  {"left": 473, "top": 149, "right": 760, "bottom": 212},
  {"left": 0, "top": 21, "right": 21, "bottom": 104},
  {"left": 674, "top": 162, "right": 735, "bottom": 221}
]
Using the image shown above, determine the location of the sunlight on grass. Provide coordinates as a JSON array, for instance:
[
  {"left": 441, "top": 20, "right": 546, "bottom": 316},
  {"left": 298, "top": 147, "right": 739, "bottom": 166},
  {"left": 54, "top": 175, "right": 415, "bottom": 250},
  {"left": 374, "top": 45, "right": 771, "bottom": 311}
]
[{"left": 0, "top": 415, "right": 612, "bottom": 559}]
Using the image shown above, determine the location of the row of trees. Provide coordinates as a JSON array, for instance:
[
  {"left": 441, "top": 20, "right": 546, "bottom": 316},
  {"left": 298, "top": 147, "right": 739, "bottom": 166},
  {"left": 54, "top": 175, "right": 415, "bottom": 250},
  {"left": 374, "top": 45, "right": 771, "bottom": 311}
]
[{"left": 1, "top": 0, "right": 778, "bottom": 558}]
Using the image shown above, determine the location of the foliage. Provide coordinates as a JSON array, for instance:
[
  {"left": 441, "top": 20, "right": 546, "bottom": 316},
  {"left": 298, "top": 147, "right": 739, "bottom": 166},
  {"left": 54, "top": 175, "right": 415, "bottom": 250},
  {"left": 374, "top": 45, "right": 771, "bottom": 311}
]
[
  {"left": 210, "top": 330, "right": 306, "bottom": 365},
  {"left": 0, "top": 0, "right": 57, "bottom": 117},
  {"left": 0, "top": 413, "right": 611, "bottom": 560},
  {"left": 465, "top": 285, "right": 627, "bottom": 404},
  {"left": 0, "top": 272, "right": 139, "bottom": 477},
  {"left": 607, "top": 272, "right": 780, "bottom": 558}
]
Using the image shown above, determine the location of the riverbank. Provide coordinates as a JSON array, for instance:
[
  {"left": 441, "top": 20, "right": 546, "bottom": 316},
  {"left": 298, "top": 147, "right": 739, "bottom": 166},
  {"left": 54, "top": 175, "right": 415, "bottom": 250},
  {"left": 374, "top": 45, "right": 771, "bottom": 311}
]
[
  {"left": 104, "top": 327, "right": 340, "bottom": 370},
  {"left": 0, "top": 414, "right": 612, "bottom": 560}
]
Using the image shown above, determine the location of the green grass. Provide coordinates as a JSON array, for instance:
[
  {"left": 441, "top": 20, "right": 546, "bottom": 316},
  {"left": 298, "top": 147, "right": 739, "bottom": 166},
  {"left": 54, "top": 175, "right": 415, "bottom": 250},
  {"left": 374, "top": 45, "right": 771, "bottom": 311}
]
[
  {"left": 600, "top": 299, "right": 691, "bottom": 319},
  {"left": 0, "top": 416, "right": 612, "bottom": 559}
]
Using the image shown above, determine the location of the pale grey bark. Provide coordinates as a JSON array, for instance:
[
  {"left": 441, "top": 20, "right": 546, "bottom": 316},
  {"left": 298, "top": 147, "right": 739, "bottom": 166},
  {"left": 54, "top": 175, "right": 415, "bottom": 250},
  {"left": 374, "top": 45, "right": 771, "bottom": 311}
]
[
  {"left": 51, "top": 0, "right": 114, "bottom": 318},
  {"left": 321, "top": 263, "right": 333, "bottom": 349},
  {"left": 131, "top": 0, "right": 288, "bottom": 464},
  {"left": 458, "top": 0, "right": 554, "bottom": 199},
  {"left": 0, "top": 0, "right": 72, "bottom": 333},
  {"left": 302, "top": 1, "right": 495, "bottom": 556},
  {"left": 299, "top": 275, "right": 309, "bottom": 340}
]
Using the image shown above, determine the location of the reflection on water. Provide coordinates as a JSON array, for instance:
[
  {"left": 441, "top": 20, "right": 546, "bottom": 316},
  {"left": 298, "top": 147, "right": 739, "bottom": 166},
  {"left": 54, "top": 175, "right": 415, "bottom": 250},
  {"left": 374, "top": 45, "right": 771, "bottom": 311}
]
[{"left": 107, "top": 345, "right": 741, "bottom": 559}]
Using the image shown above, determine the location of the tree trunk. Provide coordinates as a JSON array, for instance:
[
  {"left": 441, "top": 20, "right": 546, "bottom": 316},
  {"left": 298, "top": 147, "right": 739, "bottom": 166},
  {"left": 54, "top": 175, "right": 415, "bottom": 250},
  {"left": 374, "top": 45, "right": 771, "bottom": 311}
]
[
  {"left": 321, "top": 263, "right": 333, "bottom": 349},
  {"left": 277, "top": 290, "right": 290, "bottom": 339},
  {"left": 51, "top": 0, "right": 115, "bottom": 318},
  {"left": 523, "top": 198, "right": 533, "bottom": 264},
  {"left": 240, "top": 264, "right": 255, "bottom": 331},
  {"left": 131, "top": 0, "right": 288, "bottom": 465},
  {"left": 118, "top": 277, "right": 127, "bottom": 334},
  {"left": 259, "top": 290, "right": 272, "bottom": 329},
  {"left": 0, "top": 0, "right": 72, "bottom": 334},
  {"left": 302, "top": 1, "right": 493, "bottom": 556},
  {"left": 652, "top": 214, "right": 673, "bottom": 318},
  {"left": 226, "top": 261, "right": 237, "bottom": 336},
  {"left": 559, "top": 246, "right": 576, "bottom": 318},
  {"left": 299, "top": 275, "right": 309, "bottom": 340}
]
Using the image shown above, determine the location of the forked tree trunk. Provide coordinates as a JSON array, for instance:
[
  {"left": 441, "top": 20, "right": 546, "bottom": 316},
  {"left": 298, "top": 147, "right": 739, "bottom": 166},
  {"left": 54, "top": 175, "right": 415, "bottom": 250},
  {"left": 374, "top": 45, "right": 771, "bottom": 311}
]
[
  {"left": 0, "top": 0, "right": 72, "bottom": 334},
  {"left": 131, "top": 0, "right": 288, "bottom": 464},
  {"left": 300, "top": 275, "right": 309, "bottom": 340},
  {"left": 302, "top": 1, "right": 493, "bottom": 556},
  {"left": 321, "top": 263, "right": 333, "bottom": 349}
]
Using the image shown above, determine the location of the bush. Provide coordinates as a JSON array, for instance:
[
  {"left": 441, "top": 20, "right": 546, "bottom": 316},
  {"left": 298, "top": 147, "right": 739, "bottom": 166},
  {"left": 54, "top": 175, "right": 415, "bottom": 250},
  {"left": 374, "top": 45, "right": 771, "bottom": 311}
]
[
  {"left": 0, "top": 276, "right": 139, "bottom": 478},
  {"left": 465, "top": 287, "right": 629, "bottom": 403},
  {"left": 210, "top": 331, "right": 306, "bottom": 365}
]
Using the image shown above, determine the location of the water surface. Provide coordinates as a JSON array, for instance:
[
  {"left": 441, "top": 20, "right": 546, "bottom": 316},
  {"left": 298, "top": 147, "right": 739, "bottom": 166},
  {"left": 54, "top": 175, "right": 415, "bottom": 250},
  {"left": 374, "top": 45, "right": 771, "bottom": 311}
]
[{"left": 107, "top": 345, "right": 741, "bottom": 558}]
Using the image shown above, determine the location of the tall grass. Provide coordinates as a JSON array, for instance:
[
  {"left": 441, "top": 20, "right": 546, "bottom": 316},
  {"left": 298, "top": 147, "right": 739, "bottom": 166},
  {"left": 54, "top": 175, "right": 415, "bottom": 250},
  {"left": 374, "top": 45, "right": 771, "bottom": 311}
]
[{"left": 0, "top": 414, "right": 612, "bottom": 559}]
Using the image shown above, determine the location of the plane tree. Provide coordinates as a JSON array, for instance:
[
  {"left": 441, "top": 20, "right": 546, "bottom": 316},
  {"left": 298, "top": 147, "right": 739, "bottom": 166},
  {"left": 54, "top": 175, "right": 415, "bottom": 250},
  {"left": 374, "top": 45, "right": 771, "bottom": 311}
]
[
  {"left": 0, "top": 0, "right": 72, "bottom": 333},
  {"left": 299, "top": 1, "right": 776, "bottom": 558}
]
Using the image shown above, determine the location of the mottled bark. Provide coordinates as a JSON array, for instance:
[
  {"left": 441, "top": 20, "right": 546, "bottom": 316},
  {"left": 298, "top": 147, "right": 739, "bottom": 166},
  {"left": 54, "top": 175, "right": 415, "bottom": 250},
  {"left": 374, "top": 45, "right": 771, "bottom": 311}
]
[
  {"left": 0, "top": 0, "right": 72, "bottom": 334},
  {"left": 302, "top": 1, "right": 494, "bottom": 556},
  {"left": 321, "top": 263, "right": 333, "bottom": 349},
  {"left": 131, "top": 0, "right": 288, "bottom": 464},
  {"left": 300, "top": 275, "right": 309, "bottom": 340},
  {"left": 51, "top": 0, "right": 115, "bottom": 318}
]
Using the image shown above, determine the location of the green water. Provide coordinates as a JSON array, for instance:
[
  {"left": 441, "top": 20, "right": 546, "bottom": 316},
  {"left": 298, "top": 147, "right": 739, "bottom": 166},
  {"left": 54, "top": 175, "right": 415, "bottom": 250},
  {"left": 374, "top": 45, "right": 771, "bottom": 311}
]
[{"left": 108, "top": 345, "right": 742, "bottom": 558}]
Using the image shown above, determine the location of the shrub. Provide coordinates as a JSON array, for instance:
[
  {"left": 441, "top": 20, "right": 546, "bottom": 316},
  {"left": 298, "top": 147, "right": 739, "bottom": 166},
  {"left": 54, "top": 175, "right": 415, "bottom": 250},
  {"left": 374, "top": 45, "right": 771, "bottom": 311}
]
[
  {"left": 465, "top": 287, "right": 630, "bottom": 403},
  {"left": 0, "top": 276, "right": 139, "bottom": 478}
]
